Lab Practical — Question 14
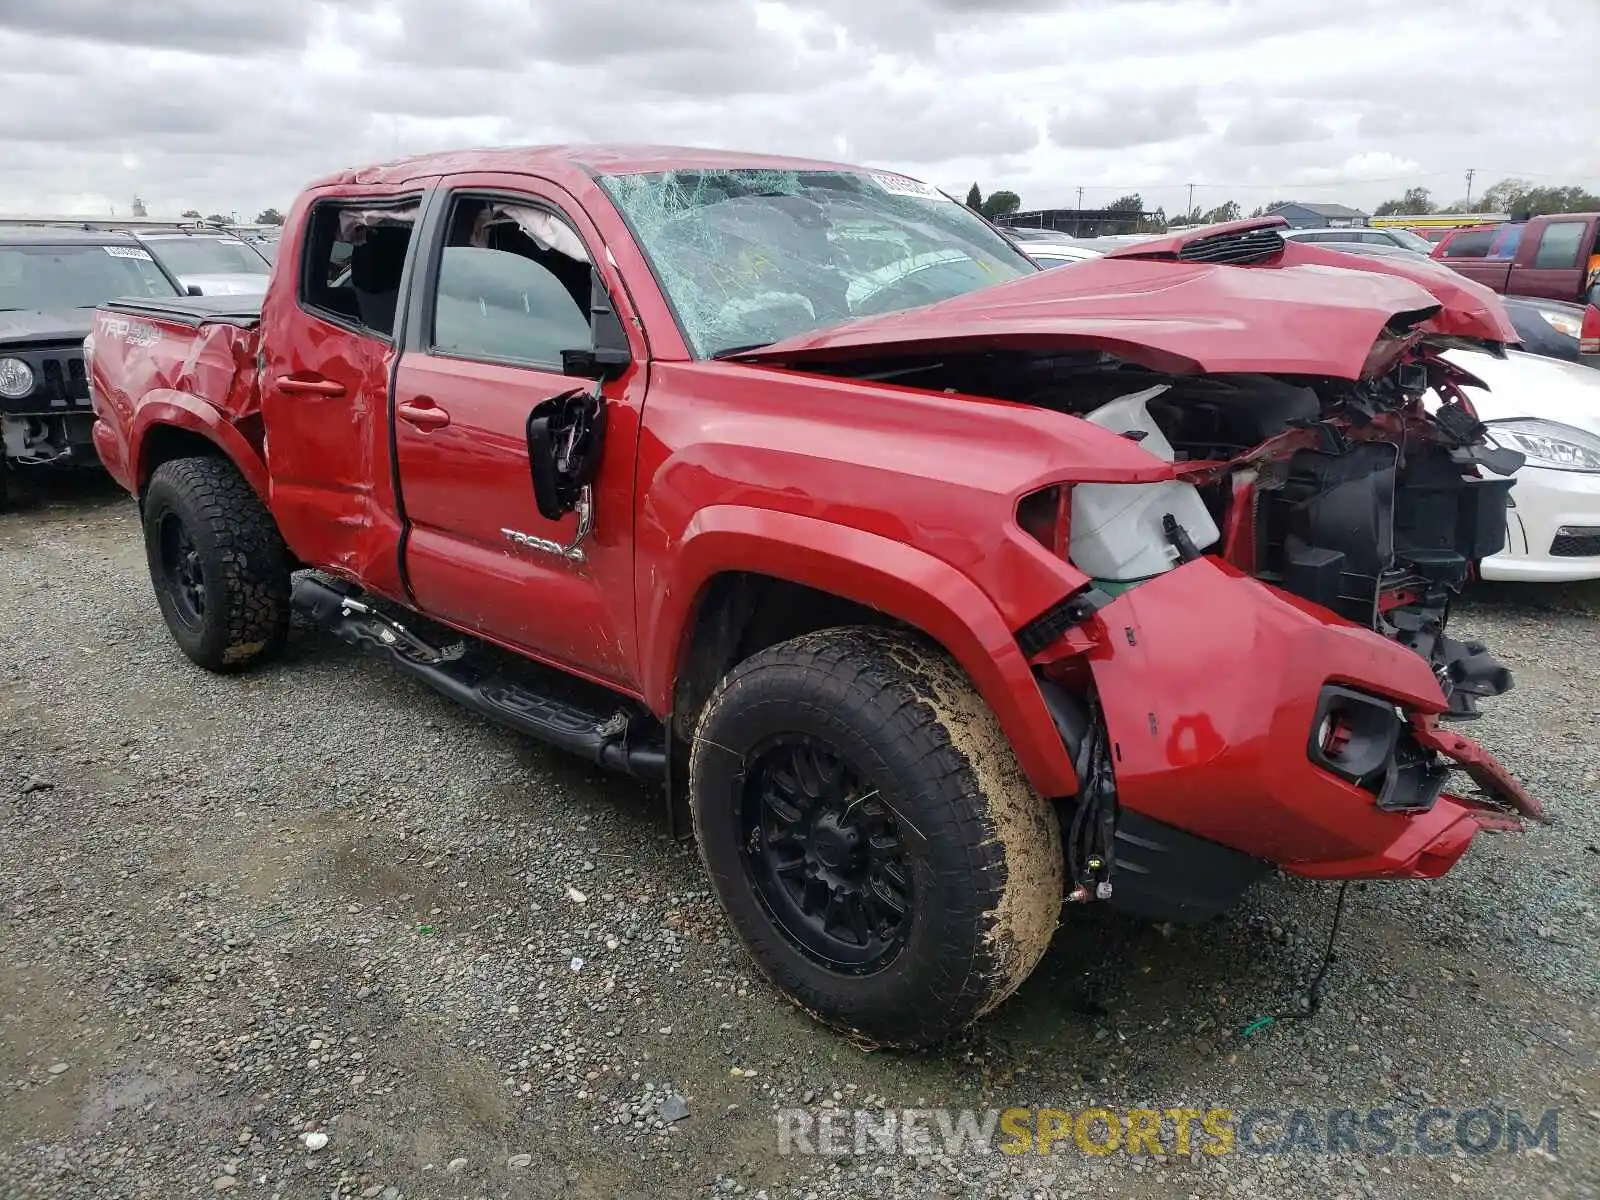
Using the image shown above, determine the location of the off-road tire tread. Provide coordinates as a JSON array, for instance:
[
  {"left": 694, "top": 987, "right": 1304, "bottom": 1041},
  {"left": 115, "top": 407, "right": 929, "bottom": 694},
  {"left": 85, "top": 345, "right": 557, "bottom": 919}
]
[
  {"left": 690, "top": 626, "right": 1063, "bottom": 1049},
  {"left": 143, "top": 456, "right": 289, "bottom": 672}
]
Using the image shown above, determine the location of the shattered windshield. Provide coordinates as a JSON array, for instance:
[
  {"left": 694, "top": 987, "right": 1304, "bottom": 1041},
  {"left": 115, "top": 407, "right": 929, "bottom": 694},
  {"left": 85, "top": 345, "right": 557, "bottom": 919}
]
[{"left": 599, "top": 168, "right": 1036, "bottom": 357}]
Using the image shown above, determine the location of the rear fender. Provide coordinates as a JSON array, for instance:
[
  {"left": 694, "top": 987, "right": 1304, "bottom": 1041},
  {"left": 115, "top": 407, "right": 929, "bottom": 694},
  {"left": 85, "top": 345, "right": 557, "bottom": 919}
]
[
  {"left": 131, "top": 391, "right": 270, "bottom": 500},
  {"left": 646, "top": 505, "right": 1081, "bottom": 798}
]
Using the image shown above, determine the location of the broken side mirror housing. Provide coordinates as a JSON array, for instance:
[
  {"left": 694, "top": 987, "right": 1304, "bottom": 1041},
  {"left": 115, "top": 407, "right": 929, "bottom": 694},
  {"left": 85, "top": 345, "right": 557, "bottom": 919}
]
[
  {"left": 561, "top": 270, "right": 631, "bottom": 381},
  {"left": 527, "top": 388, "right": 608, "bottom": 522}
]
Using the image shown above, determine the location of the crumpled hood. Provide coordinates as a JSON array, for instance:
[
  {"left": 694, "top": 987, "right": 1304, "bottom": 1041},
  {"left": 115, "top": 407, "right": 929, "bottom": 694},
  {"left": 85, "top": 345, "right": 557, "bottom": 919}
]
[
  {"left": 735, "top": 218, "right": 1518, "bottom": 379},
  {"left": 0, "top": 308, "right": 94, "bottom": 345}
]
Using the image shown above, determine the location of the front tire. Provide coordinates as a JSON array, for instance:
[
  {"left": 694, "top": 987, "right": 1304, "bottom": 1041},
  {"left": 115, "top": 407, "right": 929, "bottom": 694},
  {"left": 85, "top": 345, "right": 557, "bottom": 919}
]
[
  {"left": 142, "top": 457, "right": 290, "bottom": 672},
  {"left": 690, "top": 626, "right": 1064, "bottom": 1048}
]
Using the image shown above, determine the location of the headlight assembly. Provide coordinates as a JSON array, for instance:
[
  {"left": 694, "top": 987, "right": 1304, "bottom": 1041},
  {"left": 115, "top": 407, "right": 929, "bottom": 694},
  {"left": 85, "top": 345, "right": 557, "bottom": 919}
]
[
  {"left": 1488, "top": 419, "right": 1600, "bottom": 473},
  {"left": 0, "top": 357, "right": 34, "bottom": 399}
]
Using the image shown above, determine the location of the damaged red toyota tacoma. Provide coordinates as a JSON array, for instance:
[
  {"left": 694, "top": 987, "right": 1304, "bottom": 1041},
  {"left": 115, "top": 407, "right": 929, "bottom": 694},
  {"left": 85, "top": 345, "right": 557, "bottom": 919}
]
[{"left": 86, "top": 146, "right": 1540, "bottom": 1048}]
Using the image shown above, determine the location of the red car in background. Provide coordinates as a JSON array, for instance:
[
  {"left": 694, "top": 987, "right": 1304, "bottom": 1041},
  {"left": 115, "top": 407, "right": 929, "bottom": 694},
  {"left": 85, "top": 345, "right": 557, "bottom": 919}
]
[{"left": 1433, "top": 214, "right": 1600, "bottom": 305}]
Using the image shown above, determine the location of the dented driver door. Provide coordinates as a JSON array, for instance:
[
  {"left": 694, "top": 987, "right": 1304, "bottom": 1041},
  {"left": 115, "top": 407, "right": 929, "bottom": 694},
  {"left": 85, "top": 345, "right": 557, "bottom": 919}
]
[{"left": 390, "top": 178, "right": 647, "bottom": 691}]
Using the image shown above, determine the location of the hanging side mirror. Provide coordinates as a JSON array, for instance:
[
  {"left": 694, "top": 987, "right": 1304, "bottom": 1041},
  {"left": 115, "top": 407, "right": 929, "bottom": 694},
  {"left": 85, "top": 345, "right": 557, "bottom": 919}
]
[{"left": 527, "top": 387, "right": 607, "bottom": 522}]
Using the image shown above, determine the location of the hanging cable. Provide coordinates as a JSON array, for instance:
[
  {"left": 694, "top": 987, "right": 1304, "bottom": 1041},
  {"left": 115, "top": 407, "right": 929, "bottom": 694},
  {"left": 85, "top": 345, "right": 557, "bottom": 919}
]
[{"left": 1241, "top": 881, "right": 1352, "bottom": 1037}]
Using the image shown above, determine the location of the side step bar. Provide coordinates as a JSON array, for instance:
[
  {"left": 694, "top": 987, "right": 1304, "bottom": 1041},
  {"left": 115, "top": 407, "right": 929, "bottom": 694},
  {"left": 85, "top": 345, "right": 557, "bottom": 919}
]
[{"left": 292, "top": 575, "right": 667, "bottom": 781}]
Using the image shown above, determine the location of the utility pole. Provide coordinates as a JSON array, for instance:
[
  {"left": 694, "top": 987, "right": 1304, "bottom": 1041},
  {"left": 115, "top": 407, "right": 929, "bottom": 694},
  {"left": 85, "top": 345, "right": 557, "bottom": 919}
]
[
  {"left": 1187, "top": 182, "right": 1195, "bottom": 217},
  {"left": 1465, "top": 168, "right": 1476, "bottom": 207},
  {"left": 1076, "top": 185, "right": 1084, "bottom": 235}
]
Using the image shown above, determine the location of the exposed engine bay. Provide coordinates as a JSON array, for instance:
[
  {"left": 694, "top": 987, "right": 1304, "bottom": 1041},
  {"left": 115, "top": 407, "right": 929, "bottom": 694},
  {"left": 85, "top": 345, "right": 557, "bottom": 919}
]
[
  {"left": 810, "top": 345, "right": 1521, "bottom": 716},
  {"left": 790, "top": 343, "right": 1533, "bottom": 906}
]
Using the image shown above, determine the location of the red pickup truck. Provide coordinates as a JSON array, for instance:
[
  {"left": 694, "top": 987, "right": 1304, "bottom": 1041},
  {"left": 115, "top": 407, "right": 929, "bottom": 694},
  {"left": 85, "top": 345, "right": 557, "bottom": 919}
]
[
  {"left": 1432, "top": 212, "right": 1600, "bottom": 304},
  {"left": 86, "top": 147, "right": 1538, "bottom": 1048}
]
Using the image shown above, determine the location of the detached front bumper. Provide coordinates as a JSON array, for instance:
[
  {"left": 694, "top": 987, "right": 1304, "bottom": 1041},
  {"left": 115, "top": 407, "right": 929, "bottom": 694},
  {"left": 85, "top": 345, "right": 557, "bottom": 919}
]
[{"left": 1063, "top": 557, "right": 1533, "bottom": 883}]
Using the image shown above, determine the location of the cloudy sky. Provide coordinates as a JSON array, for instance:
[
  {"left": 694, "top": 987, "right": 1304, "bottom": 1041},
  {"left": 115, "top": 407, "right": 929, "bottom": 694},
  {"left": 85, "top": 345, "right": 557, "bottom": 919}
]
[{"left": 1, "top": 0, "right": 1596, "bottom": 221}]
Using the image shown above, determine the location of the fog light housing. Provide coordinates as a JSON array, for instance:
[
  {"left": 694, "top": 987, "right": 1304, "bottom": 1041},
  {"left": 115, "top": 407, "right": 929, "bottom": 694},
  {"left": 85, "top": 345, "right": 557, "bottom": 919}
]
[
  {"left": 1307, "top": 684, "right": 1449, "bottom": 813},
  {"left": 1307, "top": 685, "right": 1401, "bottom": 784}
]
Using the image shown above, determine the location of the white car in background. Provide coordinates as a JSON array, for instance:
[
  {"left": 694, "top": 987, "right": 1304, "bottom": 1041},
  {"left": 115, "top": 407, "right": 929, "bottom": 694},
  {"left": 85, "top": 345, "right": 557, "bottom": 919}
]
[
  {"left": 133, "top": 231, "right": 272, "bottom": 296},
  {"left": 1018, "top": 241, "right": 1102, "bottom": 266},
  {"left": 1443, "top": 348, "right": 1600, "bottom": 582},
  {"left": 1282, "top": 225, "right": 1438, "bottom": 254}
]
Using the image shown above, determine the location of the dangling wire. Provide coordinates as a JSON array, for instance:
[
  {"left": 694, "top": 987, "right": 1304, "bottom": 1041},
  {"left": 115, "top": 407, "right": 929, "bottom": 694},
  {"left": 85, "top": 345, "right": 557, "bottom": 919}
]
[
  {"left": 1242, "top": 880, "right": 1352, "bottom": 1038},
  {"left": 1066, "top": 693, "right": 1118, "bottom": 902}
]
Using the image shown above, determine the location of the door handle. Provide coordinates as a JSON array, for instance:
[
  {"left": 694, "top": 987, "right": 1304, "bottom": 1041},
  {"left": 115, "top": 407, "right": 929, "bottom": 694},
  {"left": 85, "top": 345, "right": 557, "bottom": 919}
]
[
  {"left": 397, "top": 399, "right": 451, "bottom": 430},
  {"left": 275, "top": 375, "right": 346, "bottom": 398}
]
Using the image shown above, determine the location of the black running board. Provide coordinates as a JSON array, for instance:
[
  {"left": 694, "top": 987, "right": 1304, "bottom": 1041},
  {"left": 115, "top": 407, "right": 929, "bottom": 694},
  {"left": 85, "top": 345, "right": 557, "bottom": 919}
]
[{"left": 292, "top": 575, "right": 666, "bottom": 781}]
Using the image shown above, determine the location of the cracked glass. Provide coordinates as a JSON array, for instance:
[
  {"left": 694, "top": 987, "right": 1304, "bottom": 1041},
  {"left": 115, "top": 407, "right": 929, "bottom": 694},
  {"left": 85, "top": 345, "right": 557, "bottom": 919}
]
[{"left": 599, "top": 168, "right": 1035, "bottom": 358}]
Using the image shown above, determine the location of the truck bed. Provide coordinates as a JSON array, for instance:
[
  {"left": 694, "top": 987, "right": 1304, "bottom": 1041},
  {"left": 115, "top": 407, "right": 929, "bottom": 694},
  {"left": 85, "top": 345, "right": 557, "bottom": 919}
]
[
  {"left": 90, "top": 296, "right": 266, "bottom": 492},
  {"left": 103, "top": 294, "right": 263, "bottom": 328}
]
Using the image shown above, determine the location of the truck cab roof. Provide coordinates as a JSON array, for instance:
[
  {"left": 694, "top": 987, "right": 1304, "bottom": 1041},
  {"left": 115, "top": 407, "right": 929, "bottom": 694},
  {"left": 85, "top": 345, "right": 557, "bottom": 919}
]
[{"left": 306, "top": 143, "right": 892, "bottom": 192}]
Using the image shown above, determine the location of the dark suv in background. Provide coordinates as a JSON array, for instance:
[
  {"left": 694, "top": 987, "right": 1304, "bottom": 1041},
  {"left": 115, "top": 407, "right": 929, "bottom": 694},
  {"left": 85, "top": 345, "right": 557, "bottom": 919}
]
[{"left": 0, "top": 226, "right": 181, "bottom": 505}]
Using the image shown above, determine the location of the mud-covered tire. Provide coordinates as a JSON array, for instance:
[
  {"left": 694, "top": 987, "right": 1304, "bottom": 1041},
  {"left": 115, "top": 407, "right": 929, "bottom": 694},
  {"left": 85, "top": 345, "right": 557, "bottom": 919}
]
[
  {"left": 142, "top": 456, "right": 290, "bottom": 672},
  {"left": 690, "top": 626, "right": 1064, "bottom": 1048}
]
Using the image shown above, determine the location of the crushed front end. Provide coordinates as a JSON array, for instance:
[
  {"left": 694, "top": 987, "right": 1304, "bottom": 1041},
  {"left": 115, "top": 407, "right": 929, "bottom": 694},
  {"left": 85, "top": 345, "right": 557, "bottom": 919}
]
[
  {"left": 735, "top": 218, "right": 1541, "bottom": 924},
  {"left": 1009, "top": 349, "right": 1540, "bottom": 922}
]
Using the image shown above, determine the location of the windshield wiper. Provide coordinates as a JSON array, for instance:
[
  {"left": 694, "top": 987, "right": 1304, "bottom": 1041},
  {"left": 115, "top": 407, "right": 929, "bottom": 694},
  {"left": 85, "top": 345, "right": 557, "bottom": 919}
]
[{"left": 712, "top": 342, "right": 773, "bottom": 359}]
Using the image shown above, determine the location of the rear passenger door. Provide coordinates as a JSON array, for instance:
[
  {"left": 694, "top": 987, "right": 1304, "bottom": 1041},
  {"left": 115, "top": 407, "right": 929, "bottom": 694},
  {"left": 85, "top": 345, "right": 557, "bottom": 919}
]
[
  {"left": 391, "top": 179, "right": 648, "bottom": 690},
  {"left": 257, "top": 189, "right": 426, "bottom": 586},
  {"left": 1510, "top": 219, "right": 1590, "bottom": 302}
]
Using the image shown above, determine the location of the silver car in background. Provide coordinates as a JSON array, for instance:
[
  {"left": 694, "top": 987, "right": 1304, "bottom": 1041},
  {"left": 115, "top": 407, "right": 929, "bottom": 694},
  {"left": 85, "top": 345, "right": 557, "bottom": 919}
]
[{"left": 133, "top": 231, "right": 272, "bottom": 296}]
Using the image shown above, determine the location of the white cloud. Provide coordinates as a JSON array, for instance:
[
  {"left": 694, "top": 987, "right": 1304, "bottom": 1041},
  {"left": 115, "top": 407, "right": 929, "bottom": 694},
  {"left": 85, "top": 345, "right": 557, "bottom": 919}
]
[{"left": 0, "top": 0, "right": 1594, "bottom": 221}]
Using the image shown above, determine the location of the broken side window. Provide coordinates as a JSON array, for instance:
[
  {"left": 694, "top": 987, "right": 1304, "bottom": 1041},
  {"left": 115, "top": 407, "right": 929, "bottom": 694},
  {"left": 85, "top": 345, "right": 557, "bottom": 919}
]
[
  {"left": 301, "top": 200, "right": 419, "bottom": 337},
  {"left": 429, "top": 197, "right": 593, "bottom": 369}
]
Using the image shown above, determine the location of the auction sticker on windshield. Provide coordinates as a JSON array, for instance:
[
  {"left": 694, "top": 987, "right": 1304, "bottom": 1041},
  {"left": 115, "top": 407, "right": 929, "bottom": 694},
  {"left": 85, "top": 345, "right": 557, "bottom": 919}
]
[
  {"left": 869, "top": 172, "right": 948, "bottom": 202},
  {"left": 103, "top": 246, "right": 155, "bottom": 260}
]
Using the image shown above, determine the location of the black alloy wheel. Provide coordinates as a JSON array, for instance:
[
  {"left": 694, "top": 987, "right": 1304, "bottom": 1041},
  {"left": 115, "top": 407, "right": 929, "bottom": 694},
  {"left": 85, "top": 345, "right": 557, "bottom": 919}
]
[
  {"left": 157, "top": 510, "right": 206, "bottom": 629},
  {"left": 690, "top": 626, "right": 1065, "bottom": 1049},
  {"left": 741, "top": 735, "right": 912, "bottom": 973},
  {"left": 141, "top": 456, "right": 290, "bottom": 672}
]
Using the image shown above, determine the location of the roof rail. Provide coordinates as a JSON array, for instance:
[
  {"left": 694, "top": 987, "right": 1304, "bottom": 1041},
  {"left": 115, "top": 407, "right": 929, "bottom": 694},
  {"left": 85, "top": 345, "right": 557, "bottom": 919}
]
[{"left": 0, "top": 214, "right": 232, "bottom": 233}]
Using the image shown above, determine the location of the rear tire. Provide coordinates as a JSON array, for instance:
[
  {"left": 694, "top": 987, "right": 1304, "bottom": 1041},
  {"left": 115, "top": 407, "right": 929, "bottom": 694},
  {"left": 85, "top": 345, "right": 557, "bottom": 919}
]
[
  {"left": 142, "top": 456, "right": 290, "bottom": 672},
  {"left": 690, "top": 626, "right": 1063, "bottom": 1048}
]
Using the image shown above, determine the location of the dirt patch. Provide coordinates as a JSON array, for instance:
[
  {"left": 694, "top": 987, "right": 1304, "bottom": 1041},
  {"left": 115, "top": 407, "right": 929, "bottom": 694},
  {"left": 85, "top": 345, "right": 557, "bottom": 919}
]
[{"left": 889, "top": 637, "right": 1065, "bottom": 1018}]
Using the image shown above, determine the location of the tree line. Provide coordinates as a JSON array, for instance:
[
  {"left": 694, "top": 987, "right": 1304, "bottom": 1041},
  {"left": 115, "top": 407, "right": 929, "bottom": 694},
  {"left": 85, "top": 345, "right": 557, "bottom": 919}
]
[
  {"left": 177, "top": 208, "right": 286, "bottom": 225},
  {"left": 1371, "top": 179, "right": 1600, "bottom": 218},
  {"left": 965, "top": 175, "right": 1600, "bottom": 232}
]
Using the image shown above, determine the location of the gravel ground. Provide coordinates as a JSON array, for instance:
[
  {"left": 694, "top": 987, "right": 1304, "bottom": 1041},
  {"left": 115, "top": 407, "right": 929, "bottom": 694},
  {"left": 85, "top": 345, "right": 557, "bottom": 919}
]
[{"left": 2, "top": 473, "right": 1597, "bottom": 1200}]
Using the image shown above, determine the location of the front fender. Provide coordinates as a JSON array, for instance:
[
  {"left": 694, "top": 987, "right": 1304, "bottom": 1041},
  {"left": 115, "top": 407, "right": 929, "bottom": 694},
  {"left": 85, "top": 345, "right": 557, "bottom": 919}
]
[
  {"left": 131, "top": 391, "right": 270, "bottom": 500},
  {"left": 643, "top": 504, "right": 1080, "bottom": 799}
]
